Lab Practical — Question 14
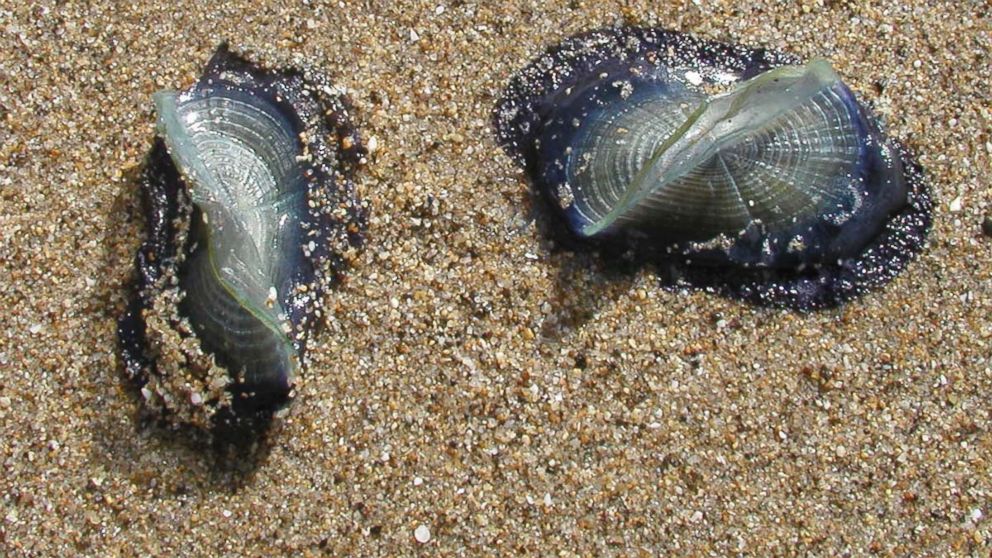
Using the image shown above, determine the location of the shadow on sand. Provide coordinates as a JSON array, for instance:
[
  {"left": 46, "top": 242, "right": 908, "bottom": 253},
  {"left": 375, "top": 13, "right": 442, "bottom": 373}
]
[{"left": 88, "top": 154, "right": 276, "bottom": 495}]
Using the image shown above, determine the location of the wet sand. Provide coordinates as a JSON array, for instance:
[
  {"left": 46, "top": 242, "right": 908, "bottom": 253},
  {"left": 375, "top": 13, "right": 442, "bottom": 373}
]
[{"left": 1, "top": 1, "right": 990, "bottom": 555}]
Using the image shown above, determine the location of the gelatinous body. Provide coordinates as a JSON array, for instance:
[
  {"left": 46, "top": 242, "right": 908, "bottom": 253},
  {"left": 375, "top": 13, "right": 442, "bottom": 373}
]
[
  {"left": 119, "top": 45, "right": 365, "bottom": 430},
  {"left": 495, "top": 27, "right": 930, "bottom": 308}
]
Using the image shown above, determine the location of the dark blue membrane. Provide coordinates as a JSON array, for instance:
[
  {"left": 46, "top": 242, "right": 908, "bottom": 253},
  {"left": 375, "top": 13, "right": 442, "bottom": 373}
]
[
  {"left": 531, "top": 56, "right": 910, "bottom": 270},
  {"left": 493, "top": 27, "right": 931, "bottom": 309}
]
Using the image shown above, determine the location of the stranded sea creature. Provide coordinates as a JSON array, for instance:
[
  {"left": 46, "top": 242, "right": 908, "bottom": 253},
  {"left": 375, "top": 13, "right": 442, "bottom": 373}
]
[
  {"left": 118, "top": 45, "right": 365, "bottom": 432},
  {"left": 494, "top": 27, "right": 931, "bottom": 308}
]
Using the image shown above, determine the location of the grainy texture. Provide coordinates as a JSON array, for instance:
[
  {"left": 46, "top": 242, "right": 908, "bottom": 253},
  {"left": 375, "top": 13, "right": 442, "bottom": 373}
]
[{"left": 0, "top": 1, "right": 989, "bottom": 556}]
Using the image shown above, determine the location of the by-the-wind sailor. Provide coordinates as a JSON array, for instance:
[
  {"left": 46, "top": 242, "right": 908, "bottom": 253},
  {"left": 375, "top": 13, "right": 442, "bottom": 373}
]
[
  {"left": 494, "top": 28, "right": 931, "bottom": 309},
  {"left": 118, "top": 45, "right": 365, "bottom": 431}
]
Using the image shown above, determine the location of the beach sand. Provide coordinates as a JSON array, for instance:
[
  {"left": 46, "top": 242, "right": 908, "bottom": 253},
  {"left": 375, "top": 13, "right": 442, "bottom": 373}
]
[{"left": 1, "top": 0, "right": 990, "bottom": 555}]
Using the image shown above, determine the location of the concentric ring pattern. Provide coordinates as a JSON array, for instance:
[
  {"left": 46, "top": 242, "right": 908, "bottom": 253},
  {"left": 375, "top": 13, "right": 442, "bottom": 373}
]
[
  {"left": 567, "top": 60, "right": 866, "bottom": 242},
  {"left": 155, "top": 88, "right": 303, "bottom": 393}
]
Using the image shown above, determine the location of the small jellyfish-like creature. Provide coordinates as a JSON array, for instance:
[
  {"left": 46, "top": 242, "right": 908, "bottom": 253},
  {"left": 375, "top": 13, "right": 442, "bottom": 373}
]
[
  {"left": 494, "top": 27, "right": 931, "bottom": 309},
  {"left": 118, "top": 45, "right": 365, "bottom": 432}
]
